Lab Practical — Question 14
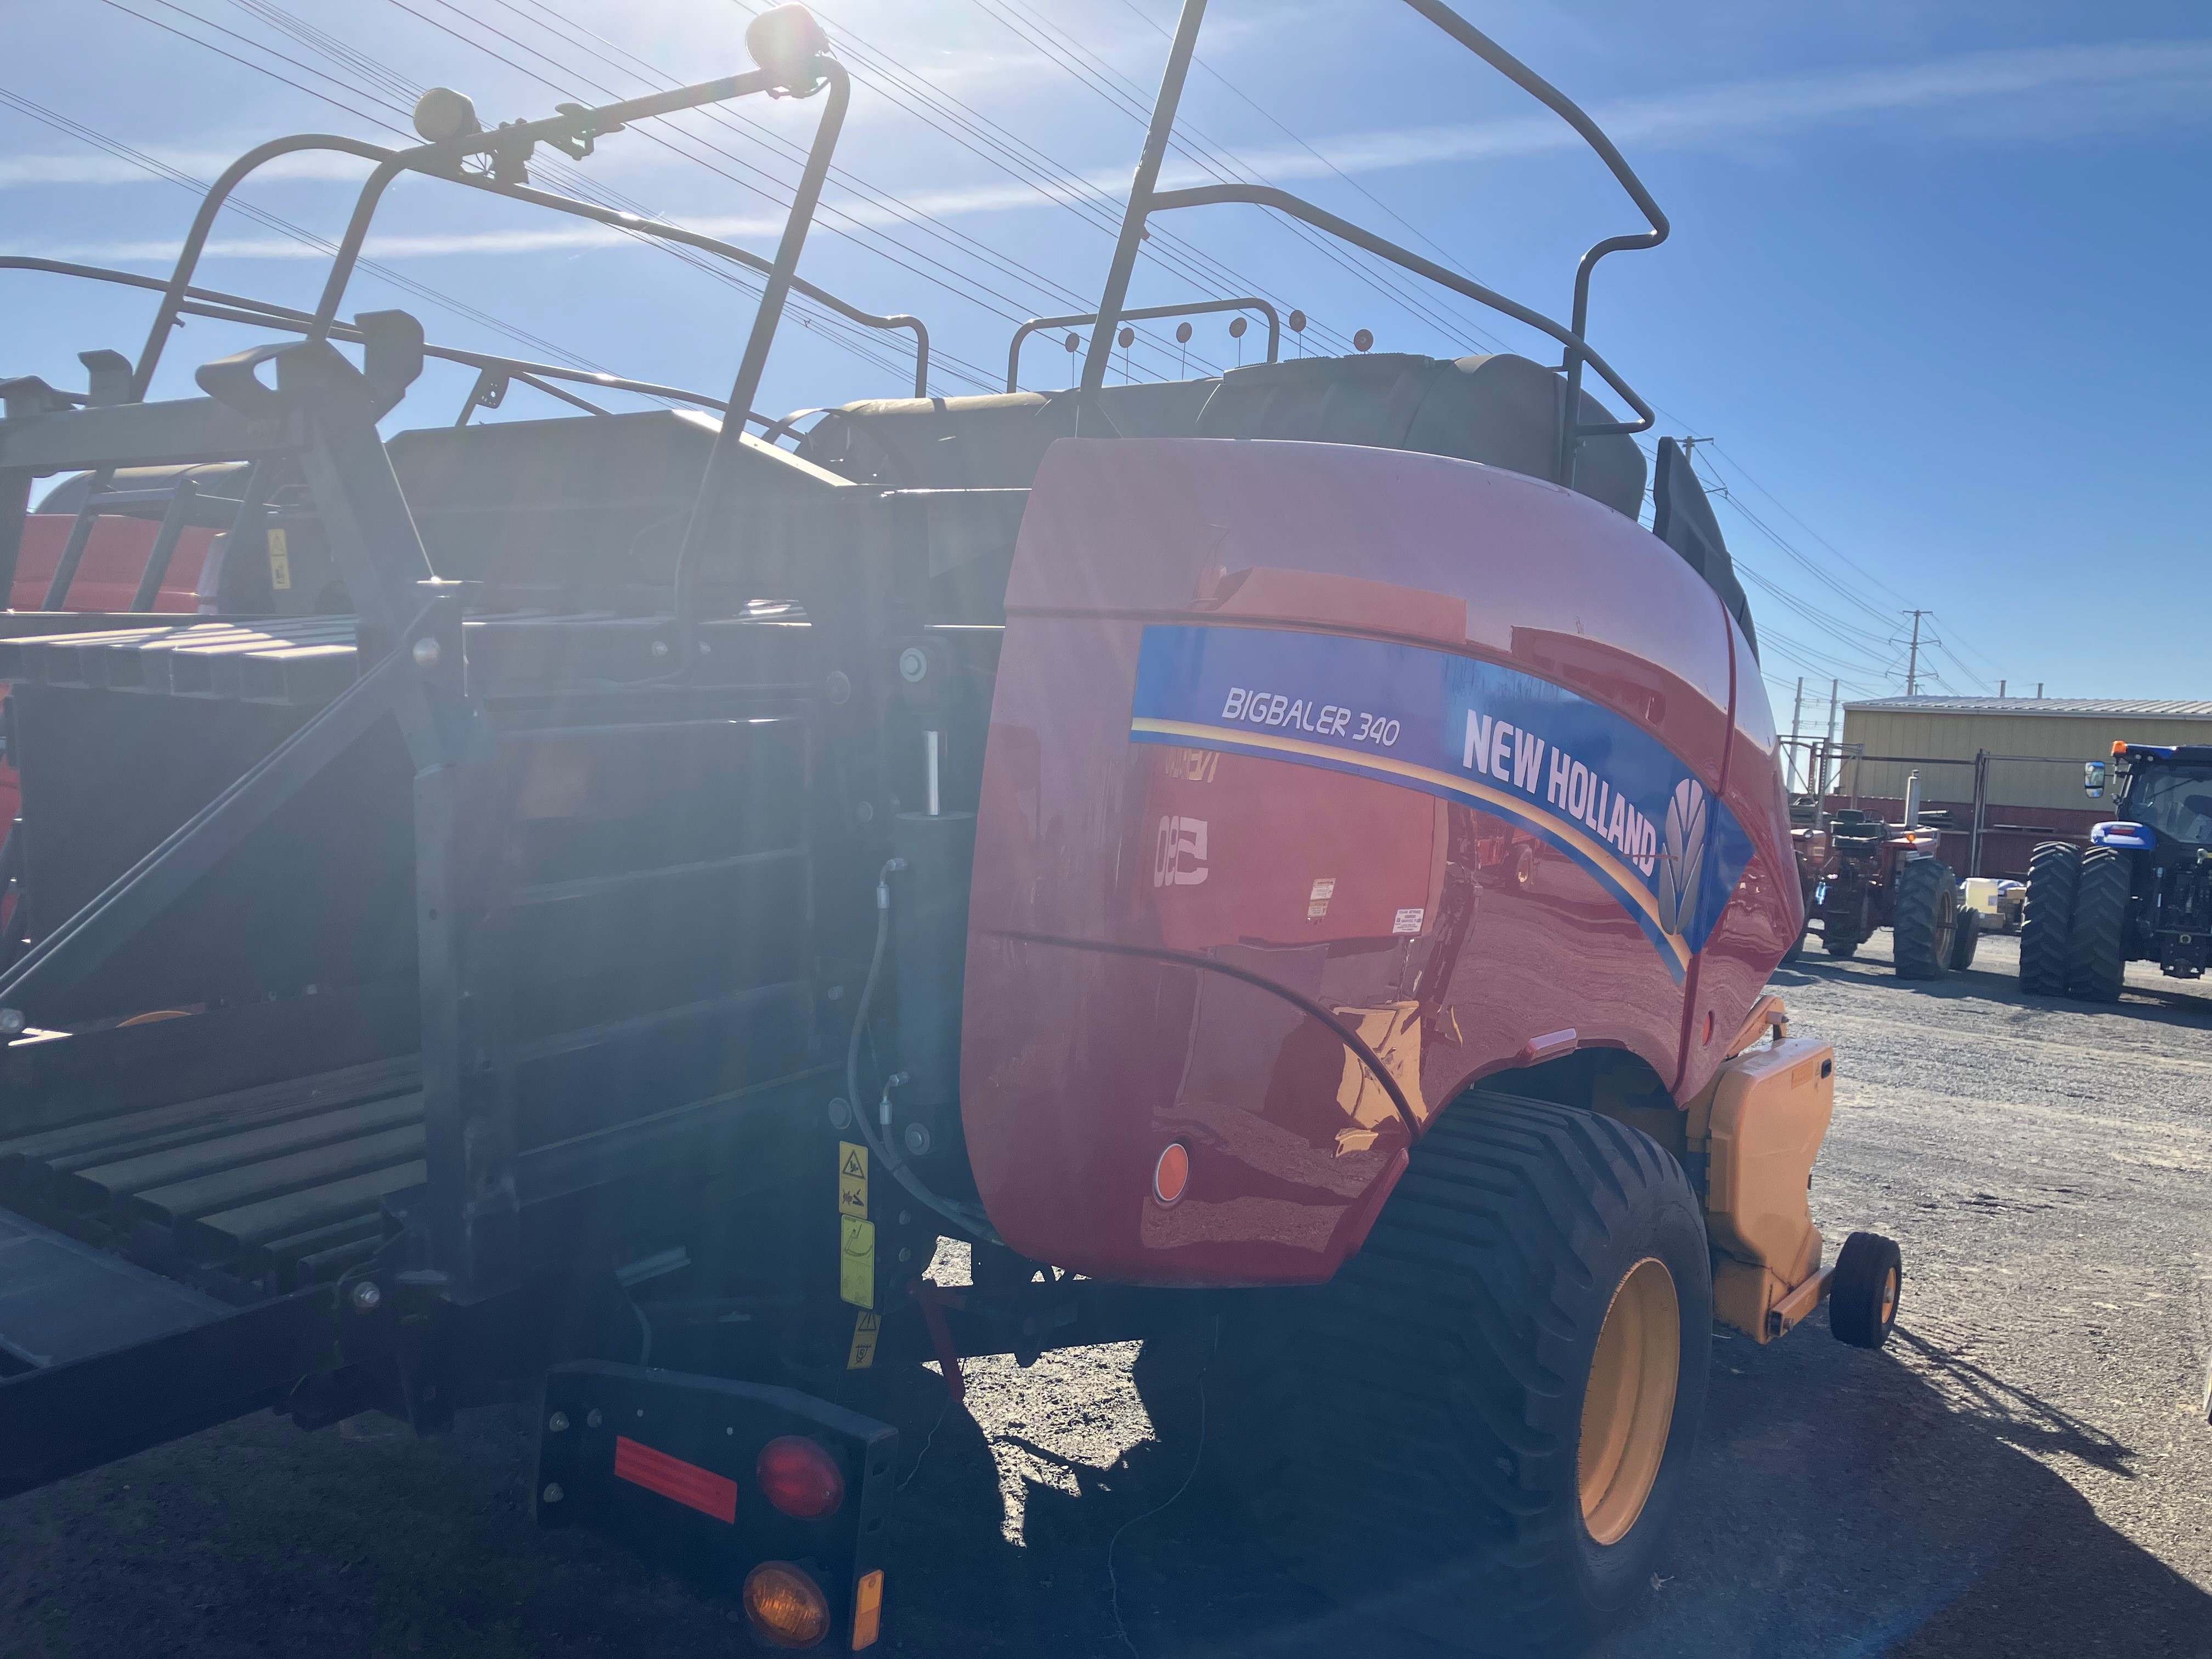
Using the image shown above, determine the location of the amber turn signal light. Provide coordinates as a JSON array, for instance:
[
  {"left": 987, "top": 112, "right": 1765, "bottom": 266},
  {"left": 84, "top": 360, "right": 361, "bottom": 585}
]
[
  {"left": 744, "top": 1561, "right": 831, "bottom": 1649},
  {"left": 1153, "top": 1142, "right": 1189, "bottom": 1205},
  {"left": 757, "top": 1435, "right": 845, "bottom": 1519}
]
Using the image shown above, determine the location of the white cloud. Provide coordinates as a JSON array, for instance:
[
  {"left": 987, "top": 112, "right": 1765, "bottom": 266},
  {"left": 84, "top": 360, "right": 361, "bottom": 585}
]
[
  {"left": 15, "top": 36, "right": 2208, "bottom": 263},
  {"left": 0, "top": 148, "right": 381, "bottom": 188}
]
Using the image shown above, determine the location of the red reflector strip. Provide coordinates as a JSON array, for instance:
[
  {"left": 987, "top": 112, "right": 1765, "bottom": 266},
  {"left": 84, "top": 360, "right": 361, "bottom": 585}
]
[{"left": 613, "top": 1435, "right": 737, "bottom": 1523}]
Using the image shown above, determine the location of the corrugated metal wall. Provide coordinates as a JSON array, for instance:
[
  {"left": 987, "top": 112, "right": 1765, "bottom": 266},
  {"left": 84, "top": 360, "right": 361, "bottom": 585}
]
[{"left": 1834, "top": 710, "right": 2212, "bottom": 811}]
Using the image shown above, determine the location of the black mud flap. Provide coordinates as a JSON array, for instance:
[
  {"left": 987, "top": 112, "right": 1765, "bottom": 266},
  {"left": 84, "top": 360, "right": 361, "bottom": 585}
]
[{"left": 535, "top": 1361, "right": 896, "bottom": 1652}]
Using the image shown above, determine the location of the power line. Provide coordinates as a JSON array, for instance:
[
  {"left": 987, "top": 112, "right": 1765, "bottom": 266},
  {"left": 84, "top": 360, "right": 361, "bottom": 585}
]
[{"left": 0, "top": 81, "right": 645, "bottom": 386}]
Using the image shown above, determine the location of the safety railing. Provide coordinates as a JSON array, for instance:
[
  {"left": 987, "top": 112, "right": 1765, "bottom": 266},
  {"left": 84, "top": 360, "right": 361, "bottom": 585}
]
[
  {"left": 4, "top": 258, "right": 746, "bottom": 428},
  {"left": 1006, "top": 298, "right": 1278, "bottom": 392},
  {"left": 1081, "top": 0, "right": 1666, "bottom": 484},
  {"left": 125, "top": 87, "right": 927, "bottom": 405}
]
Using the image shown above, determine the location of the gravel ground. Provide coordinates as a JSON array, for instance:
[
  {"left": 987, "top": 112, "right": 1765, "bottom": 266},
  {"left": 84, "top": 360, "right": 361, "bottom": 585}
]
[{"left": 4, "top": 933, "right": 2209, "bottom": 1658}]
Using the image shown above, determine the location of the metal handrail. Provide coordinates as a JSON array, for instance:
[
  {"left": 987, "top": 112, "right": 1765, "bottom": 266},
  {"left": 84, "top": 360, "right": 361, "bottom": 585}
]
[
  {"left": 128, "top": 87, "right": 927, "bottom": 402},
  {"left": 1079, "top": 0, "right": 1667, "bottom": 483},
  {"left": 1006, "top": 297, "right": 1278, "bottom": 392},
  {"left": 6, "top": 257, "right": 748, "bottom": 424}
]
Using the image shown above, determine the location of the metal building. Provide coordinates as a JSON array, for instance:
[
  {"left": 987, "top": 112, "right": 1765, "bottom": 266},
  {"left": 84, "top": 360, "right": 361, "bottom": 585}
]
[{"left": 1809, "top": 697, "right": 2212, "bottom": 878}]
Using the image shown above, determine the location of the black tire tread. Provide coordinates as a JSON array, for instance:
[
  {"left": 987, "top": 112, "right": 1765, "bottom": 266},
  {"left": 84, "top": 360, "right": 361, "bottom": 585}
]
[
  {"left": 2066, "top": 848, "right": 2130, "bottom": 1002},
  {"left": 1830, "top": 1231, "right": 1903, "bottom": 1350},
  {"left": 1892, "top": 856, "right": 1956, "bottom": 980},
  {"left": 1212, "top": 1096, "right": 1711, "bottom": 1654},
  {"left": 1948, "top": 906, "right": 1980, "bottom": 972},
  {"left": 2019, "top": 841, "right": 2080, "bottom": 995}
]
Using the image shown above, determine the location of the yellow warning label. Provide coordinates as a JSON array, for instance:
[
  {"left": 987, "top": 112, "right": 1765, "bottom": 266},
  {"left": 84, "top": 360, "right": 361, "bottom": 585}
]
[
  {"left": 840, "top": 1216, "right": 877, "bottom": 1308},
  {"left": 847, "top": 1308, "right": 881, "bottom": 1370},
  {"left": 838, "top": 1140, "right": 868, "bottom": 1217},
  {"left": 266, "top": 526, "right": 291, "bottom": 591}
]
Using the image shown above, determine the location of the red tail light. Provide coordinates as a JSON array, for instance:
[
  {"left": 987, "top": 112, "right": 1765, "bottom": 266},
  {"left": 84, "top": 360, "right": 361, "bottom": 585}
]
[{"left": 757, "top": 1435, "right": 845, "bottom": 1519}]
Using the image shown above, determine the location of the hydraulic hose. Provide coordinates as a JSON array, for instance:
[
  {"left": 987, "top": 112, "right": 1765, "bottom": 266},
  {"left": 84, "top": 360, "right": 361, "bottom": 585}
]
[{"left": 845, "top": 859, "right": 1003, "bottom": 1246}]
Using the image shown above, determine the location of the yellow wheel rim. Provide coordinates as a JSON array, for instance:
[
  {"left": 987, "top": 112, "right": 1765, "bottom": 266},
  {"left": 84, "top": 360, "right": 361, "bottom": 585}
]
[
  {"left": 1879, "top": 1267, "right": 1899, "bottom": 1326},
  {"left": 1578, "top": 1257, "right": 1680, "bottom": 1547}
]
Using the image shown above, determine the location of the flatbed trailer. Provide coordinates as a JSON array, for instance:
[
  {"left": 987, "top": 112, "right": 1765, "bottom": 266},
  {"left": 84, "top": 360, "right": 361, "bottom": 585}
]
[{"left": 0, "top": 6, "right": 1903, "bottom": 1653}]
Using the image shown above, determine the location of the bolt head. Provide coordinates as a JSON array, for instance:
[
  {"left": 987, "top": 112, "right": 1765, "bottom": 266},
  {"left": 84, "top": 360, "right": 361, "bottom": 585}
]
[
  {"left": 586, "top": 1409, "right": 603, "bottom": 1429},
  {"left": 0, "top": 1008, "right": 24, "bottom": 1037},
  {"left": 541, "top": 1482, "right": 565, "bottom": 1504},
  {"left": 827, "top": 1096, "right": 853, "bottom": 1130},
  {"left": 650, "top": 639, "right": 671, "bottom": 659},
  {"left": 903, "top": 1122, "right": 932, "bottom": 1156},
  {"left": 410, "top": 636, "right": 442, "bottom": 668},
  {"left": 898, "top": 646, "right": 928, "bottom": 684},
  {"left": 547, "top": 1411, "right": 570, "bottom": 1434},
  {"left": 349, "top": 1280, "right": 382, "bottom": 1313},
  {"left": 825, "top": 669, "right": 852, "bottom": 705}
]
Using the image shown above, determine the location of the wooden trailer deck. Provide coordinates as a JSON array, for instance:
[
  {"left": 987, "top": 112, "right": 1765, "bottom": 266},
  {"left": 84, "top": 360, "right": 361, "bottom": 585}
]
[{"left": 0, "top": 1054, "right": 420, "bottom": 1294}]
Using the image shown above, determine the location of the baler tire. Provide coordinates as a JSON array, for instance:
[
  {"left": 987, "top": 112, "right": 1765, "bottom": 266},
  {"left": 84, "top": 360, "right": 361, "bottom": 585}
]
[
  {"left": 1892, "top": 856, "right": 1958, "bottom": 981},
  {"left": 1210, "top": 1097, "right": 1712, "bottom": 1657},
  {"left": 2066, "top": 848, "right": 2130, "bottom": 1002},
  {"left": 2019, "top": 842, "right": 2080, "bottom": 995},
  {"left": 1828, "top": 1231, "right": 1903, "bottom": 1350},
  {"left": 1948, "top": 905, "right": 1980, "bottom": 972},
  {"left": 1782, "top": 922, "right": 1809, "bottom": 965},
  {"left": 1824, "top": 934, "right": 1860, "bottom": 960}
]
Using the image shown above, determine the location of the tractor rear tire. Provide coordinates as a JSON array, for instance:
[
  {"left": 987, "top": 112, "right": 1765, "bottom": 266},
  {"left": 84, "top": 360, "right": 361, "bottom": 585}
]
[
  {"left": 1892, "top": 857, "right": 1959, "bottom": 980},
  {"left": 1948, "top": 906, "right": 1980, "bottom": 972},
  {"left": 2066, "top": 848, "right": 2130, "bottom": 1002},
  {"left": 2019, "top": 842, "right": 2080, "bottom": 995},
  {"left": 1211, "top": 1097, "right": 1712, "bottom": 1656}
]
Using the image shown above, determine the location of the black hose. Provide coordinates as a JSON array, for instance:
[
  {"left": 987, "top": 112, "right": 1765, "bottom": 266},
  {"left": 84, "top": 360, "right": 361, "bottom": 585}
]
[{"left": 845, "top": 859, "right": 1002, "bottom": 1246}]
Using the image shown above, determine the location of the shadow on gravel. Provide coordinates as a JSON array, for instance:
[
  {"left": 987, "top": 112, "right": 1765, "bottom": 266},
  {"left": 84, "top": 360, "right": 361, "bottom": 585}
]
[
  {"left": 1770, "top": 955, "right": 2212, "bottom": 1029},
  {"left": 2, "top": 1314, "right": 2204, "bottom": 1659},
  {"left": 1097, "top": 1314, "right": 2212, "bottom": 1659}
]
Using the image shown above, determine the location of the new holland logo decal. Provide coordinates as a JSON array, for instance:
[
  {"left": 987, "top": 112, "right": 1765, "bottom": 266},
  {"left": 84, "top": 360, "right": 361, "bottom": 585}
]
[{"left": 1128, "top": 624, "right": 1754, "bottom": 979}]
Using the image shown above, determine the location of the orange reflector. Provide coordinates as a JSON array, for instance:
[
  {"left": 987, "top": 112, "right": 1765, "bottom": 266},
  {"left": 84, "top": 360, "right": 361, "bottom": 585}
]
[
  {"left": 743, "top": 1562, "right": 830, "bottom": 1650},
  {"left": 1152, "top": 1142, "right": 1189, "bottom": 1205},
  {"left": 757, "top": 1435, "right": 845, "bottom": 1519},
  {"left": 851, "top": 1568, "right": 885, "bottom": 1649}
]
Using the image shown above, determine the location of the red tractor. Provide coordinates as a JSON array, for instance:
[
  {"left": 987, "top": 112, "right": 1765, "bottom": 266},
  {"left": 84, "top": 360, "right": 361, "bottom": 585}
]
[
  {"left": 0, "top": 4, "right": 1901, "bottom": 1654},
  {"left": 1790, "top": 806, "right": 1980, "bottom": 977}
]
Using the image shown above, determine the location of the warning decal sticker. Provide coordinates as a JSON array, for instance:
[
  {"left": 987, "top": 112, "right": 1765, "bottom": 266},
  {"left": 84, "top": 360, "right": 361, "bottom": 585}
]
[{"left": 838, "top": 1140, "right": 869, "bottom": 1218}]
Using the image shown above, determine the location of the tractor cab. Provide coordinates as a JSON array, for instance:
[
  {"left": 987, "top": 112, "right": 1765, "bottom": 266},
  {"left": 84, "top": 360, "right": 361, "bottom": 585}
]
[
  {"left": 2092, "top": 744, "right": 2212, "bottom": 853},
  {"left": 2021, "top": 743, "right": 2212, "bottom": 997}
]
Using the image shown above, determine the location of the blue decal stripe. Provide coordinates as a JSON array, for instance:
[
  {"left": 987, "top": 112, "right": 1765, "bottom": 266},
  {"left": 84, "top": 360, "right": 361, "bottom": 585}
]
[{"left": 1132, "top": 715, "right": 1692, "bottom": 978}]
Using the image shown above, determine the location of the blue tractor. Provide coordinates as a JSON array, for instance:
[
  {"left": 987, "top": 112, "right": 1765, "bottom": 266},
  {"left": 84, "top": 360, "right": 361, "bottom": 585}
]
[{"left": 2019, "top": 744, "right": 2212, "bottom": 1001}]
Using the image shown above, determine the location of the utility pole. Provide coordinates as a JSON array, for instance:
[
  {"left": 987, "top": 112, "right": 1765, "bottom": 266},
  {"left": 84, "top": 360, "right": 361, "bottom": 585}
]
[
  {"left": 1788, "top": 676, "right": 1804, "bottom": 792},
  {"left": 1823, "top": 679, "right": 1839, "bottom": 797},
  {"left": 1902, "top": 608, "right": 1931, "bottom": 697}
]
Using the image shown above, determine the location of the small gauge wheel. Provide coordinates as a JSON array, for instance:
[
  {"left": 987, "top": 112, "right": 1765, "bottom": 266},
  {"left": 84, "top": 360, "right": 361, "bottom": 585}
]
[{"left": 1828, "top": 1231, "right": 1903, "bottom": 1350}]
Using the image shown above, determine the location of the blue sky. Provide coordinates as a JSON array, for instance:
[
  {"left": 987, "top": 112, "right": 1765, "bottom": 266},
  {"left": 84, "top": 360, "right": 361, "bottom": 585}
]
[{"left": 3, "top": 0, "right": 2206, "bottom": 713}]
